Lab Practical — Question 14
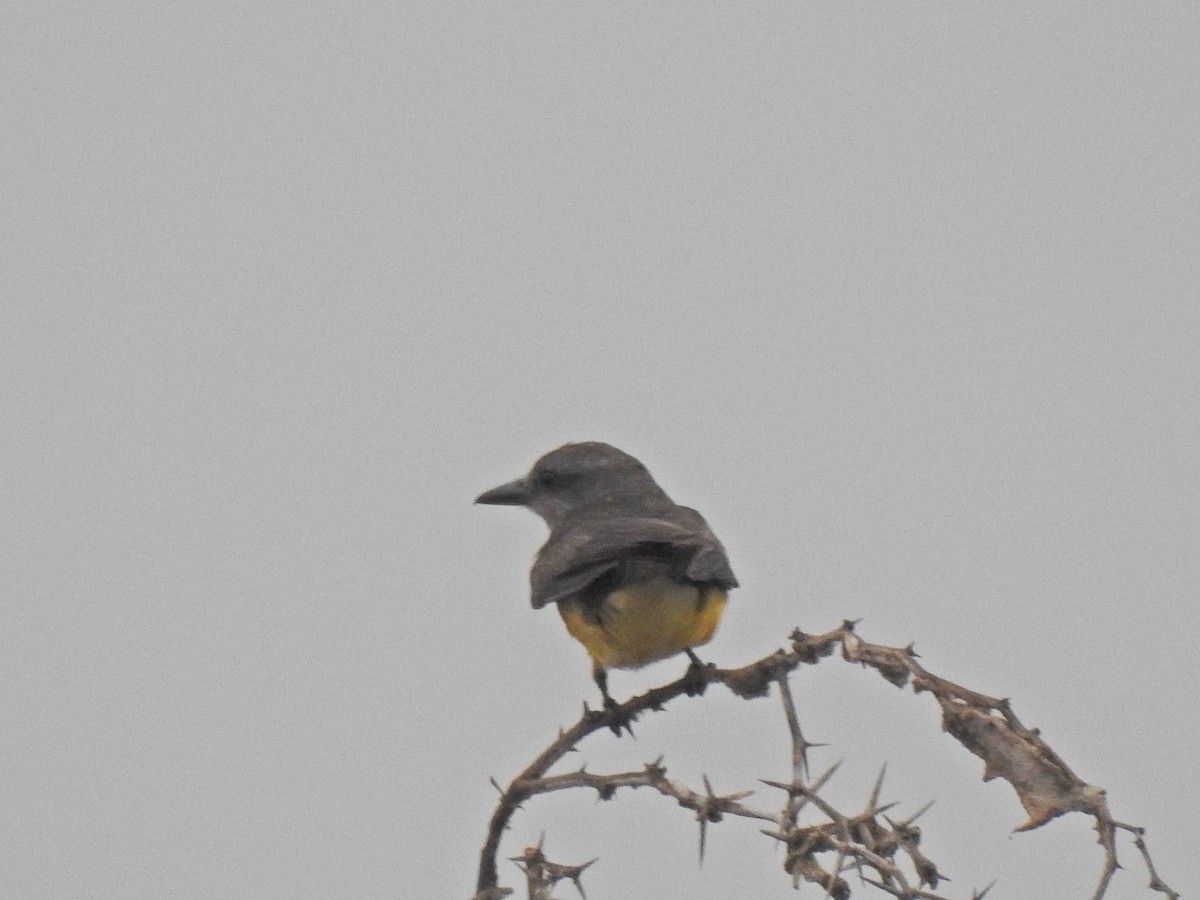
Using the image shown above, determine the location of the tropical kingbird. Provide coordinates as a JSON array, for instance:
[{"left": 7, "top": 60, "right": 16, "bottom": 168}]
[{"left": 475, "top": 442, "right": 738, "bottom": 714}]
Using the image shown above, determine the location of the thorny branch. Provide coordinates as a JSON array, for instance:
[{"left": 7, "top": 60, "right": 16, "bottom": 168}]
[{"left": 471, "top": 622, "right": 1178, "bottom": 900}]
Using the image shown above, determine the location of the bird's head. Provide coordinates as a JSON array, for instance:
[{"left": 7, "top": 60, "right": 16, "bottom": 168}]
[{"left": 475, "top": 442, "right": 668, "bottom": 529}]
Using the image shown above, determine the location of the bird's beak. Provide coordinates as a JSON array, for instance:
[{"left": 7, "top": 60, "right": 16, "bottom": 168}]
[{"left": 475, "top": 477, "right": 531, "bottom": 506}]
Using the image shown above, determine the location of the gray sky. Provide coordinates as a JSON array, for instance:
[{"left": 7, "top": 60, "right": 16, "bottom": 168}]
[{"left": 4, "top": 3, "right": 1197, "bottom": 898}]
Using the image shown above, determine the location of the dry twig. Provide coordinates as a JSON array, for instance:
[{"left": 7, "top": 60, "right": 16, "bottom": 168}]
[{"left": 471, "top": 622, "right": 1177, "bottom": 899}]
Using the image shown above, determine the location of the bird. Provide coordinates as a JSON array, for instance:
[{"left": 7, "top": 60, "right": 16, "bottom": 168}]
[{"left": 475, "top": 442, "right": 738, "bottom": 723}]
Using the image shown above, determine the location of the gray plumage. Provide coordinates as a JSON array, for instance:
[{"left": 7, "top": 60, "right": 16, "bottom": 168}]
[{"left": 475, "top": 442, "right": 737, "bottom": 609}]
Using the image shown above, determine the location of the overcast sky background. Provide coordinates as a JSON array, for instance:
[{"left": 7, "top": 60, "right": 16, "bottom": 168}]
[{"left": 4, "top": 3, "right": 1198, "bottom": 898}]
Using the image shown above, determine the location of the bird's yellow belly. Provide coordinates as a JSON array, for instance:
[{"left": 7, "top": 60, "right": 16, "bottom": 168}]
[{"left": 557, "top": 576, "right": 727, "bottom": 670}]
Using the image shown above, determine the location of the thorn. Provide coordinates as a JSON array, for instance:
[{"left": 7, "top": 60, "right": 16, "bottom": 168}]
[
  {"left": 724, "top": 792, "right": 755, "bottom": 805},
  {"left": 867, "top": 763, "right": 888, "bottom": 809},
  {"left": 810, "top": 759, "right": 844, "bottom": 791},
  {"left": 903, "top": 799, "right": 936, "bottom": 825},
  {"left": 566, "top": 858, "right": 598, "bottom": 899},
  {"left": 867, "top": 800, "right": 899, "bottom": 818}
]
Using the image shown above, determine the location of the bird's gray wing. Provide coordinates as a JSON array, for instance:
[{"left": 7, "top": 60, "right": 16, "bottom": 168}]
[
  {"left": 529, "top": 511, "right": 737, "bottom": 609},
  {"left": 673, "top": 505, "right": 739, "bottom": 587}
]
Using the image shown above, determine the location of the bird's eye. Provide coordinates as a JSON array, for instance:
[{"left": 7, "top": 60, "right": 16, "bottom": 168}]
[{"left": 535, "top": 469, "right": 568, "bottom": 490}]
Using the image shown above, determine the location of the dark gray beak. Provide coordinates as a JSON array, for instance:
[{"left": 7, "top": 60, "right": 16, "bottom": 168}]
[{"left": 475, "top": 477, "right": 531, "bottom": 506}]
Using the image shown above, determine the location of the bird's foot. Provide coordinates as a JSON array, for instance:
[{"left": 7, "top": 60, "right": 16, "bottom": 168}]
[
  {"left": 683, "top": 649, "right": 712, "bottom": 697},
  {"left": 602, "top": 695, "right": 637, "bottom": 738}
]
